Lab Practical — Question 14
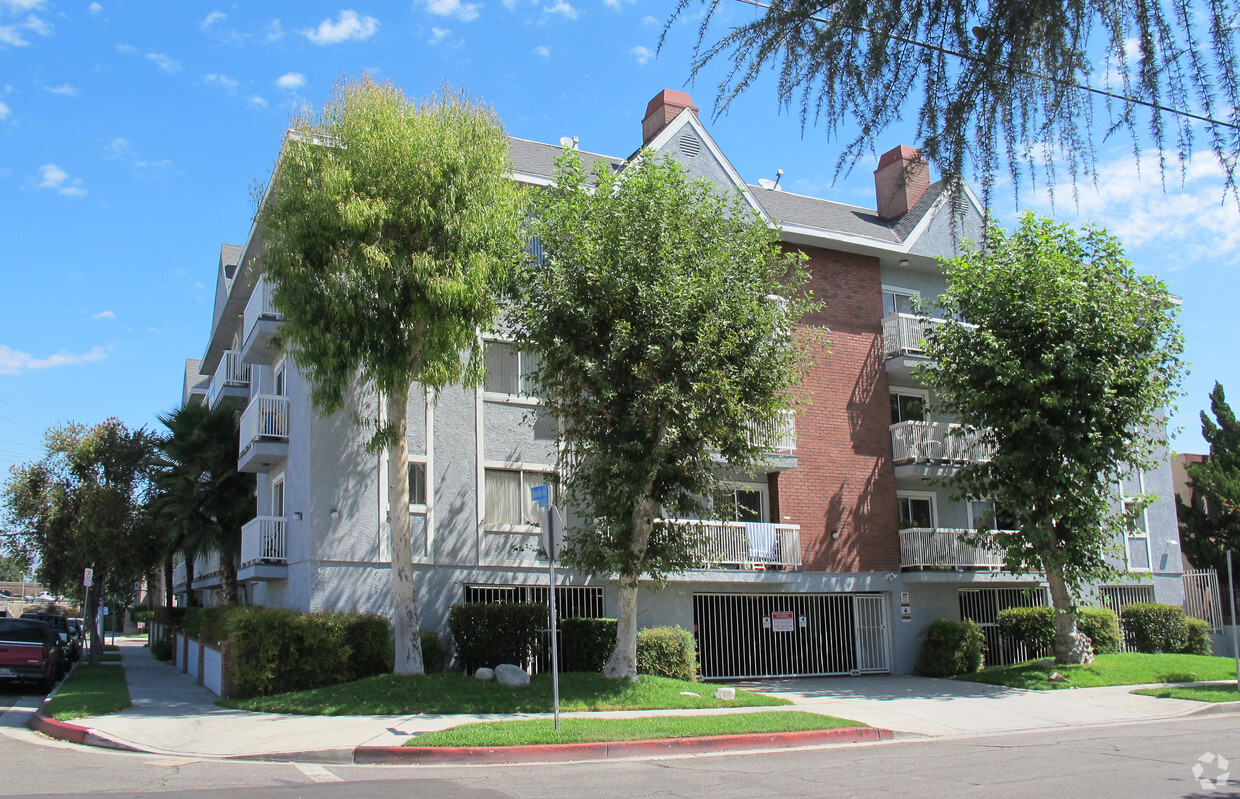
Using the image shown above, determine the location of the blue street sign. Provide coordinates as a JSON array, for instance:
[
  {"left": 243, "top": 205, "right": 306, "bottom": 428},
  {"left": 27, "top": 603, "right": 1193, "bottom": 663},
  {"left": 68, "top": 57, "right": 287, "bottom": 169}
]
[{"left": 530, "top": 483, "right": 549, "bottom": 509}]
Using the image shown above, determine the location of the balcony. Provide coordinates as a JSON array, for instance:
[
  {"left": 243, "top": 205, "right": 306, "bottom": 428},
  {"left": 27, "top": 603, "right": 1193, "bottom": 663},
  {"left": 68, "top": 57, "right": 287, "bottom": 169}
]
[
  {"left": 663, "top": 519, "right": 802, "bottom": 570},
  {"left": 238, "top": 516, "right": 288, "bottom": 582},
  {"left": 239, "top": 275, "right": 284, "bottom": 366},
  {"left": 238, "top": 394, "right": 290, "bottom": 473},
  {"left": 882, "top": 313, "right": 951, "bottom": 382},
  {"left": 890, "top": 421, "right": 993, "bottom": 478},
  {"left": 899, "top": 528, "right": 1007, "bottom": 570},
  {"left": 205, "top": 350, "right": 251, "bottom": 409},
  {"left": 712, "top": 410, "right": 797, "bottom": 470}
]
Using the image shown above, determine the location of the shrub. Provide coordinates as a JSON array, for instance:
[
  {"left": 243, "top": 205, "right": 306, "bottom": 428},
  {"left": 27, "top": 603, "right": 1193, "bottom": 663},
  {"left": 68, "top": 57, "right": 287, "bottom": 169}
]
[
  {"left": 448, "top": 602, "right": 547, "bottom": 673},
  {"left": 1122, "top": 603, "right": 1190, "bottom": 653},
  {"left": 1076, "top": 607, "right": 1122, "bottom": 654},
  {"left": 341, "top": 612, "right": 393, "bottom": 679},
  {"left": 561, "top": 618, "right": 617, "bottom": 672},
  {"left": 917, "top": 618, "right": 986, "bottom": 677},
  {"left": 1182, "top": 618, "right": 1213, "bottom": 656},
  {"left": 420, "top": 630, "right": 448, "bottom": 673},
  {"left": 997, "top": 607, "right": 1053, "bottom": 654},
  {"left": 636, "top": 626, "right": 697, "bottom": 681},
  {"left": 150, "top": 631, "right": 175, "bottom": 661},
  {"left": 131, "top": 606, "right": 154, "bottom": 624}
]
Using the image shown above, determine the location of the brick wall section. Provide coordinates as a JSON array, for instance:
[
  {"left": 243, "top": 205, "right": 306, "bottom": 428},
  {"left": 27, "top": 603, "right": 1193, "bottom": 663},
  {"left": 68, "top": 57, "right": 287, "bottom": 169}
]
[{"left": 779, "top": 245, "right": 900, "bottom": 573}]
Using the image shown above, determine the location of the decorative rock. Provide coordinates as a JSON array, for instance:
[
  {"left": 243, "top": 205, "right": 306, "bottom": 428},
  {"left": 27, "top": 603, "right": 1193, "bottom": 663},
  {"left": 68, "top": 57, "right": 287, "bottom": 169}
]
[
  {"left": 680, "top": 691, "right": 701, "bottom": 698},
  {"left": 1048, "top": 672, "right": 1069, "bottom": 683},
  {"left": 713, "top": 687, "right": 736, "bottom": 701},
  {"left": 495, "top": 663, "right": 530, "bottom": 687},
  {"left": 475, "top": 667, "right": 495, "bottom": 681}
]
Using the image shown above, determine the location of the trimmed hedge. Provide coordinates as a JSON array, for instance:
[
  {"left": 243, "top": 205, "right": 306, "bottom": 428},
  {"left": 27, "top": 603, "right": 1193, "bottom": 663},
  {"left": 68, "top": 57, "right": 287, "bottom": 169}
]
[
  {"left": 448, "top": 602, "right": 547, "bottom": 673},
  {"left": 636, "top": 626, "right": 698, "bottom": 681},
  {"left": 996, "top": 606, "right": 1122, "bottom": 656},
  {"left": 1122, "top": 603, "right": 1191, "bottom": 654},
  {"left": 1183, "top": 618, "right": 1213, "bottom": 656},
  {"left": 562, "top": 617, "right": 617, "bottom": 672},
  {"left": 917, "top": 618, "right": 985, "bottom": 677},
  {"left": 420, "top": 631, "right": 448, "bottom": 673}
]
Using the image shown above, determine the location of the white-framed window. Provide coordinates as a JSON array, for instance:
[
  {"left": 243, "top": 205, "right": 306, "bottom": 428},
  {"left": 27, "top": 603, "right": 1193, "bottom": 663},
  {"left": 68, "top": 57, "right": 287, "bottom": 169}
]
[
  {"left": 724, "top": 483, "right": 769, "bottom": 523},
  {"left": 889, "top": 388, "right": 929, "bottom": 424},
  {"left": 271, "top": 475, "right": 285, "bottom": 519},
  {"left": 408, "top": 460, "right": 428, "bottom": 510},
  {"left": 483, "top": 340, "right": 540, "bottom": 399},
  {"left": 897, "top": 491, "right": 936, "bottom": 529},
  {"left": 882, "top": 285, "right": 918, "bottom": 317},
  {"left": 274, "top": 358, "right": 288, "bottom": 397},
  {"left": 1121, "top": 473, "right": 1152, "bottom": 572},
  {"left": 484, "top": 467, "right": 554, "bottom": 527}
]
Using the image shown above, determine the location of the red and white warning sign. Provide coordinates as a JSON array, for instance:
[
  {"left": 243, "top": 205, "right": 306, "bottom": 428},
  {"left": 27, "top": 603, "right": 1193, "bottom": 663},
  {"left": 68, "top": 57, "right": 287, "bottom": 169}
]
[{"left": 771, "top": 611, "right": 795, "bottom": 632}]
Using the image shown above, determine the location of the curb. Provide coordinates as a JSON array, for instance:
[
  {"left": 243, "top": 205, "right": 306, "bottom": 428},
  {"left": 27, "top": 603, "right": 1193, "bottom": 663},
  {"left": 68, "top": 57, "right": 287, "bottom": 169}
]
[
  {"left": 29, "top": 705, "right": 142, "bottom": 753},
  {"left": 354, "top": 726, "right": 894, "bottom": 765}
]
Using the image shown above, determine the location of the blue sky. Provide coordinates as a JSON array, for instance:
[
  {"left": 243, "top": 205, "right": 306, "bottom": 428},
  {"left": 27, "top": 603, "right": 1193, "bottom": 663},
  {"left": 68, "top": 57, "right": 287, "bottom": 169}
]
[{"left": 1, "top": 0, "right": 1236, "bottom": 481}]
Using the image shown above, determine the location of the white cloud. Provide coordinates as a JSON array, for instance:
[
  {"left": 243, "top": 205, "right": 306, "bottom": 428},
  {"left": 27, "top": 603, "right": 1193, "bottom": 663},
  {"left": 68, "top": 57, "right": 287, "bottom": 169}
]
[
  {"left": 200, "top": 10, "right": 225, "bottom": 28},
  {"left": 0, "top": 344, "right": 106, "bottom": 375},
  {"left": 115, "top": 42, "right": 137, "bottom": 54},
  {"left": 38, "top": 163, "right": 87, "bottom": 196},
  {"left": 0, "top": 100, "right": 9, "bottom": 119},
  {"left": 428, "top": 26, "right": 450, "bottom": 43},
  {"left": 43, "top": 82, "right": 76, "bottom": 96},
  {"left": 92, "top": 310, "right": 115, "bottom": 320},
  {"left": 302, "top": 10, "right": 379, "bottom": 44},
  {"left": 248, "top": 94, "right": 268, "bottom": 108},
  {"left": 276, "top": 71, "right": 305, "bottom": 89},
  {"left": 641, "top": 14, "right": 656, "bottom": 24},
  {"left": 604, "top": 0, "right": 633, "bottom": 7},
  {"left": 88, "top": 3, "right": 102, "bottom": 16},
  {"left": 105, "top": 138, "right": 172, "bottom": 174},
  {"left": 0, "top": 12, "right": 52, "bottom": 46},
  {"left": 265, "top": 19, "right": 284, "bottom": 42},
  {"left": 423, "top": 0, "right": 479, "bottom": 22},
  {"left": 631, "top": 45, "right": 652, "bottom": 65},
  {"left": 203, "top": 72, "right": 239, "bottom": 90},
  {"left": 532, "top": 44, "right": 549, "bottom": 57},
  {"left": 0, "top": 1, "right": 46, "bottom": 10},
  {"left": 543, "top": 0, "right": 577, "bottom": 18},
  {"left": 146, "top": 52, "right": 180, "bottom": 73}
]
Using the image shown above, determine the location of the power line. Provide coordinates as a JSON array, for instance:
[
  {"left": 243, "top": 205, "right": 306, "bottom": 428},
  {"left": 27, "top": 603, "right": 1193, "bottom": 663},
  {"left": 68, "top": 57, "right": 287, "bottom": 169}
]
[
  {"left": 733, "top": 0, "right": 1240, "bottom": 132},
  {"left": 0, "top": 375, "right": 69, "bottom": 422}
]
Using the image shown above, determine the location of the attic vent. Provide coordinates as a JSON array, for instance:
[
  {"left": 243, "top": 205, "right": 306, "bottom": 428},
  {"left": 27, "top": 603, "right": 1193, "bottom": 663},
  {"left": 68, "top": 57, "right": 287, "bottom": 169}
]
[{"left": 678, "top": 132, "right": 701, "bottom": 158}]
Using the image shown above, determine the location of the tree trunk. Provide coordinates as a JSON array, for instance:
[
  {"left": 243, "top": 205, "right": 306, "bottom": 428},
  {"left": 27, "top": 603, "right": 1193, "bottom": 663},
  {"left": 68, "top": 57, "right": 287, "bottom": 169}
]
[
  {"left": 219, "top": 549, "right": 238, "bottom": 605},
  {"left": 163, "top": 556, "right": 174, "bottom": 611},
  {"left": 86, "top": 567, "right": 104, "bottom": 666},
  {"left": 603, "top": 496, "right": 658, "bottom": 680},
  {"left": 388, "top": 386, "right": 425, "bottom": 675},
  {"left": 1046, "top": 560, "right": 1094, "bottom": 665},
  {"left": 184, "top": 553, "right": 195, "bottom": 605}
]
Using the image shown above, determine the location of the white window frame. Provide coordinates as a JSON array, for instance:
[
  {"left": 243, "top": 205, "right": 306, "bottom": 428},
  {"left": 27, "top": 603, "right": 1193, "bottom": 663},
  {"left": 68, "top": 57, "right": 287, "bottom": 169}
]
[
  {"left": 889, "top": 387, "right": 930, "bottom": 424},
  {"left": 408, "top": 458, "right": 428, "bottom": 515},
  {"left": 481, "top": 337, "right": 541, "bottom": 405},
  {"left": 727, "top": 482, "right": 770, "bottom": 523},
  {"left": 1120, "top": 472, "right": 1152, "bottom": 573},
  {"left": 482, "top": 463, "right": 555, "bottom": 531},
  {"left": 896, "top": 490, "right": 937, "bottom": 530},
  {"left": 881, "top": 284, "right": 920, "bottom": 318},
  {"left": 273, "top": 358, "right": 288, "bottom": 397},
  {"left": 271, "top": 473, "right": 286, "bottom": 519}
]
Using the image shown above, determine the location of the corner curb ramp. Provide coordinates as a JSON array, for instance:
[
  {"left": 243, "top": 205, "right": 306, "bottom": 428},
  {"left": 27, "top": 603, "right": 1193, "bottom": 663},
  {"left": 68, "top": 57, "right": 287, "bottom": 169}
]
[
  {"left": 29, "top": 707, "right": 142, "bottom": 753},
  {"left": 353, "top": 726, "right": 895, "bottom": 765}
]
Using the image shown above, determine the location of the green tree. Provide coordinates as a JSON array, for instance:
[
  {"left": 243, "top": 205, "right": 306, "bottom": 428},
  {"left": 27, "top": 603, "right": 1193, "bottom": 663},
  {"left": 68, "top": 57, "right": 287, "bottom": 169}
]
[
  {"left": 0, "top": 553, "right": 28, "bottom": 582},
  {"left": 509, "top": 150, "right": 814, "bottom": 680},
  {"left": 259, "top": 77, "right": 525, "bottom": 674},
  {"left": 1178, "top": 383, "right": 1240, "bottom": 572},
  {"left": 2, "top": 419, "right": 161, "bottom": 664},
  {"left": 154, "top": 402, "right": 256, "bottom": 605},
  {"left": 922, "top": 213, "right": 1184, "bottom": 664},
  {"left": 667, "top": 0, "right": 1240, "bottom": 206}
]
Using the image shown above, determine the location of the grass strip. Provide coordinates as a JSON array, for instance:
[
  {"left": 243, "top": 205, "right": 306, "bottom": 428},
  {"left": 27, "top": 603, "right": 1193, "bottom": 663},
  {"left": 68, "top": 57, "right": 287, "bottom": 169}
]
[
  {"left": 101, "top": 652, "right": 122, "bottom": 662},
  {"left": 952, "top": 653, "right": 1238, "bottom": 691},
  {"left": 43, "top": 665, "right": 132, "bottom": 720},
  {"left": 222, "top": 673, "right": 788, "bottom": 716},
  {"left": 406, "top": 711, "right": 864, "bottom": 747},
  {"left": 1132, "top": 685, "right": 1240, "bottom": 703}
]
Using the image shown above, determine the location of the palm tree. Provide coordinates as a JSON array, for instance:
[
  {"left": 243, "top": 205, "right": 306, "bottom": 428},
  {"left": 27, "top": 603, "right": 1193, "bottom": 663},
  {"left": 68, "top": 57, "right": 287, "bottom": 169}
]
[{"left": 155, "top": 403, "right": 255, "bottom": 604}]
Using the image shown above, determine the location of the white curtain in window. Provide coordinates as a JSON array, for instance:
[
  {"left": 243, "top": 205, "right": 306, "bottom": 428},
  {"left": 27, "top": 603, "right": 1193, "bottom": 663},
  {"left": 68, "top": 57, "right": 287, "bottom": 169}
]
[
  {"left": 485, "top": 469, "right": 521, "bottom": 524},
  {"left": 484, "top": 342, "right": 519, "bottom": 394}
]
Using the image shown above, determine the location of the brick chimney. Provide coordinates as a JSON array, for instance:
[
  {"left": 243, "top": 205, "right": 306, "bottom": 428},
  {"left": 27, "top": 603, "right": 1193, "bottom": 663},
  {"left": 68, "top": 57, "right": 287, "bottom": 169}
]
[
  {"left": 642, "top": 89, "right": 699, "bottom": 145},
  {"left": 873, "top": 145, "right": 930, "bottom": 221}
]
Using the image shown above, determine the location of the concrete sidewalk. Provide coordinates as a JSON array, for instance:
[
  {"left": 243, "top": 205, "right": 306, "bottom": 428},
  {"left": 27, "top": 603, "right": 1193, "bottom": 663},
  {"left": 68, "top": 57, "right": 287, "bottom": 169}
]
[{"left": 24, "top": 637, "right": 1239, "bottom": 763}]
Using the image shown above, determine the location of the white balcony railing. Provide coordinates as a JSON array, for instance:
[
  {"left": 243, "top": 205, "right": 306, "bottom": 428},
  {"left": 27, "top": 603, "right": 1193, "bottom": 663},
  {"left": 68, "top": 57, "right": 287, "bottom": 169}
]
[
  {"left": 242, "top": 275, "right": 283, "bottom": 347},
  {"left": 206, "top": 350, "right": 251, "bottom": 408},
  {"left": 663, "top": 519, "right": 802, "bottom": 569},
  {"left": 745, "top": 409, "right": 797, "bottom": 453},
  {"left": 194, "top": 550, "right": 221, "bottom": 581},
  {"left": 890, "top": 421, "right": 994, "bottom": 465},
  {"left": 240, "top": 394, "right": 290, "bottom": 447},
  {"left": 172, "top": 561, "right": 186, "bottom": 588},
  {"left": 241, "top": 516, "right": 287, "bottom": 565},
  {"left": 882, "top": 313, "right": 946, "bottom": 359},
  {"left": 899, "top": 528, "right": 1009, "bottom": 569}
]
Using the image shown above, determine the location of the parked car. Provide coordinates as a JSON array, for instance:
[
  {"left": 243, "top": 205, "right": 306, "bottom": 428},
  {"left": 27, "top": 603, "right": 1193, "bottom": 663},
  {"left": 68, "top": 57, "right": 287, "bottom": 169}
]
[
  {"left": 66, "top": 618, "right": 85, "bottom": 643},
  {"left": 0, "top": 589, "right": 11, "bottom": 598},
  {"left": 20, "top": 612, "right": 78, "bottom": 670},
  {"left": 35, "top": 592, "right": 55, "bottom": 602},
  {"left": 0, "top": 618, "right": 63, "bottom": 692}
]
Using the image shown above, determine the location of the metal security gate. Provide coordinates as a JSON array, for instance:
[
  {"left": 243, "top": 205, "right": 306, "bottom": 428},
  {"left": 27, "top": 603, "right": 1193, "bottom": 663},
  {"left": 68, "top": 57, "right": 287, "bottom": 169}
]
[
  {"left": 1098, "top": 584, "right": 1157, "bottom": 651},
  {"left": 693, "top": 593, "right": 890, "bottom": 679},
  {"left": 959, "top": 587, "right": 1049, "bottom": 667},
  {"left": 463, "top": 584, "right": 605, "bottom": 673},
  {"left": 1182, "top": 570, "right": 1224, "bottom": 633}
]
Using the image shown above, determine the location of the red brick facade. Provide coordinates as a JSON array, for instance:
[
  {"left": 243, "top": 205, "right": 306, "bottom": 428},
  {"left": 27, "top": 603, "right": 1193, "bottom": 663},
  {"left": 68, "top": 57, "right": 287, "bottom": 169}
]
[{"left": 776, "top": 245, "right": 901, "bottom": 572}]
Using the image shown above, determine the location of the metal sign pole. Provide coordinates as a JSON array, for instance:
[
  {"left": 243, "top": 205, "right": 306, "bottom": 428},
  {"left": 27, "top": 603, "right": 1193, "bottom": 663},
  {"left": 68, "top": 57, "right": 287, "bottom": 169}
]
[
  {"left": 1228, "top": 550, "right": 1238, "bottom": 691},
  {"left": 547, "top": 505, "right": 562, "bottom": 731}
]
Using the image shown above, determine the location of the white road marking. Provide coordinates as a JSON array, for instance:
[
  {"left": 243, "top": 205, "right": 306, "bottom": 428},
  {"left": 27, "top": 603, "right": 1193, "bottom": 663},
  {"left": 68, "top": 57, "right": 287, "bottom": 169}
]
[{"left": 296, "top": 763, "right": 343, "bottom": 782}]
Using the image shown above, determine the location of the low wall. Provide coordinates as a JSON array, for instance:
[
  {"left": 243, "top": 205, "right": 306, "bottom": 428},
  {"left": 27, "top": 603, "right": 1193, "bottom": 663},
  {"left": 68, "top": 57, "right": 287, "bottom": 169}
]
[{"left": 1214, "top": 625, "right": 1240, "bottom": 658}]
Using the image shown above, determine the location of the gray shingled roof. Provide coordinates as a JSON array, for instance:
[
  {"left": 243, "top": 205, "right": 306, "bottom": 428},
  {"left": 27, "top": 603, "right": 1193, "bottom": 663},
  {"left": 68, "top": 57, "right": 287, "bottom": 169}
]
[{"left": 507, "top": 137, "right": 624, "bottom": 181}]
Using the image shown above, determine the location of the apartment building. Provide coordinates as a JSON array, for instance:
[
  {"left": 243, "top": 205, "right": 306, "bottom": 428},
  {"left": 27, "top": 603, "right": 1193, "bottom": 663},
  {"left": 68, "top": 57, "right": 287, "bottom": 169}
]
[{"left": 177, "top": 89, "right": 1186, "bottom": 676}]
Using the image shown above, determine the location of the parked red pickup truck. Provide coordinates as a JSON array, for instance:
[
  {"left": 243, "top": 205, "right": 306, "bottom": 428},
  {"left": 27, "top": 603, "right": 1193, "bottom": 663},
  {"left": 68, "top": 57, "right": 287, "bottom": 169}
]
[{"left": 0, "top": 618, "right": 62, "bottom": 692}]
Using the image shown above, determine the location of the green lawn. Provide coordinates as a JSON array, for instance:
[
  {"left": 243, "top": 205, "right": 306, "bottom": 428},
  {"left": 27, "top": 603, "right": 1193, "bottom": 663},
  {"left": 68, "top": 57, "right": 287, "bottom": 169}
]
[
  {"left": 222, "top": 672, "right": 789, "bottom": 716},
  {"left": 406, "top": 711, "right": 865, "bottom": 747},
  {"left": 952, "top": 653, "right": 1238, "bottom": 690},
  {"left": 43, "top": 665, "right": 132, "bottom": 720},
  {"left": 1131, "top": 685, "right": 1240, "bottom": 703}
]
